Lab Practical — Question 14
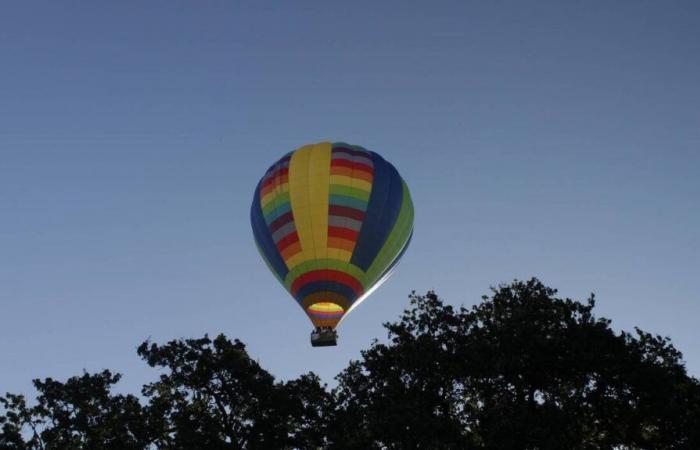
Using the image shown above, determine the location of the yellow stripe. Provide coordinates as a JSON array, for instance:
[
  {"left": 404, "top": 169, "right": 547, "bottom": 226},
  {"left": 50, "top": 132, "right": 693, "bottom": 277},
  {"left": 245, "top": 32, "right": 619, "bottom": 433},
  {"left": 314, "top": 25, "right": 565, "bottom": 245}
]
[
  {"left": 289, "top": 146, "right": 312, "bottom": 267},
  {"left": 288, "top": 143, "right": 332, "bottom": 268},
  {"left": 329, "top": 175, "right": 372, "bottom": 192},
  {"left": 284, "top": 251, "right": 307, "bottom": 269},
  {"left": 308, "top": 302, "right": 344, "bottom": 313},
  {"left": 336, "top": 249, "right": 353, "bottom": 262},
  {"left": 350, "top": 174, "right": 373, "bottom": 197},
  {"left": 309, "top": 143, "right": 331, "bottom": 258},
  {"left": 260, "top": 183, "right": 288, "bottom": 209}
]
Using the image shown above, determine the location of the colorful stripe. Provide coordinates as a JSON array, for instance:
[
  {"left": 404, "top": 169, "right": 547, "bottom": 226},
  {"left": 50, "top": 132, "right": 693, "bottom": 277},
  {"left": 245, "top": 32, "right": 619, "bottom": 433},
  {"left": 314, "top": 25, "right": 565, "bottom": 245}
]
[
  {"left": 250, "top": 142, "right": 413, "bottom": 329},
  {"left": 307, "top": 302, "right": 345, "bottom": 328}
]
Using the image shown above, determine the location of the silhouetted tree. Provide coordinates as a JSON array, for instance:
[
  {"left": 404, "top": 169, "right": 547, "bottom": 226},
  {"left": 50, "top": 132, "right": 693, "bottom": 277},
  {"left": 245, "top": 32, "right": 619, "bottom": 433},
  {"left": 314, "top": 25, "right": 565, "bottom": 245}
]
[
  {"left": 329, "top": 279, "right": 700, "bottom": 449},
  {"left": 0, "top": 370, "right": 153, "bottom": 450},
  {"left": 2, "top": 279, "right": 699, "bottom": 449},
  {"left": 137, "top": 334, "right": 330, "bottom": 449}
]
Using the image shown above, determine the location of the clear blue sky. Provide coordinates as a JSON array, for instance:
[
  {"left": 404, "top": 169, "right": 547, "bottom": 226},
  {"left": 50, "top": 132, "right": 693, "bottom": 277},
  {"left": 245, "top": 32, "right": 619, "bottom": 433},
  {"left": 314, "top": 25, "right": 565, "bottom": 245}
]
[{"left": 1, "top": 1, "right": 699, "bottom": 397}]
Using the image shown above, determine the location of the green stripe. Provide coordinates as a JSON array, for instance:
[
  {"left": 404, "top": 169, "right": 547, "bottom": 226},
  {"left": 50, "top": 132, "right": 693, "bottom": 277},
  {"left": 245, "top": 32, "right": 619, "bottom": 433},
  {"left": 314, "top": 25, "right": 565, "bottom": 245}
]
[
  {"left": 329, "top": 185, "right": 371, "bottom": 202},
  {"left": 362, "top": 179, "right": 414, "bottom": 287},
  {"left": 262, "top": 192, "right": 290, "bottom": 217}
]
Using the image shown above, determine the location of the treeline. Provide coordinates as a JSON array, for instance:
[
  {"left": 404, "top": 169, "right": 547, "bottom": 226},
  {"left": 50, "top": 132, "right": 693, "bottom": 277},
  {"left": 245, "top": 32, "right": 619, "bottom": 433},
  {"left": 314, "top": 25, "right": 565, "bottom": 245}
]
[{"left": 2, "top": 279, "right": 699, "bottom": 449}]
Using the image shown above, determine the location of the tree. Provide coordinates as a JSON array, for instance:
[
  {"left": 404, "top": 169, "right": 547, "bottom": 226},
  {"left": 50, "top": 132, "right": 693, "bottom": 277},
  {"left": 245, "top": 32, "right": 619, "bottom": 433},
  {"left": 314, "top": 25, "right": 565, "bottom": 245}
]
[
  {"left": 0, "top": 370, "right": 153, "bottom": 450},
  {"left": 136, "top": 334, "right": 331, "bottom": 450},
  {"left": 3, "top": 278, "right": 699, "bottom": 449},
  {"left": 330, "top": 279, "right": 700, "bottom": 449}
]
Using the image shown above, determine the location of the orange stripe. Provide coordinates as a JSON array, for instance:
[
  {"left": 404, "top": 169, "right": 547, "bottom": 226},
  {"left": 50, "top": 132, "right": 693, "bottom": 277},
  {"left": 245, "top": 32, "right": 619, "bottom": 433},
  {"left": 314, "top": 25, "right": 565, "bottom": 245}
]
[
  {"left": 330, "top": 165, "right": 353, "bottom": 177},
  {"left": 308, "top": 316, "right": 341, "bottom": 328},
  {"left": 330, "top": 166, "right": 374, "bottom": 183},
  {"left": 328, "top": 236, "right": 355, "bottom": 252},
  {"left": 280, "top": 241, "right": 302, "bottom": 260},
  {"left": 260, "top": 175, "right": 289, "bottom": 197}
]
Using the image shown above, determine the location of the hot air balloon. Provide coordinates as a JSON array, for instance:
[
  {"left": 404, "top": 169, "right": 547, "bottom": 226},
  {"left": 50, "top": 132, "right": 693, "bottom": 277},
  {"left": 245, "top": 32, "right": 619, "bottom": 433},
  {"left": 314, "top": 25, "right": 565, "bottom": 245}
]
[{"left": 250, "top": 142, "right": 414, "bottom": 347}]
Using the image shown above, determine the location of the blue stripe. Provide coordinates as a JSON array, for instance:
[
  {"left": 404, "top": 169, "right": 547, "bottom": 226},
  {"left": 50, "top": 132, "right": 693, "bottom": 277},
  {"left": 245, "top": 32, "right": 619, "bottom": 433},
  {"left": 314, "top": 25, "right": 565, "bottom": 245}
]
[
  {"left": 350, "top": 152, "right": 404, "bottom": 271},
  {"left": 329, "top": 195, "right": 367, "bottom": 211},
  {"left": 308, "top": 310, "right": 344, "bottom": 318},
  {"left": 251, "top": 181, "right": 289, "bottom": 280},
  {"left": 295, "top": 281, "right": 358, "bottom": 304},
  {"left": 264, "top": 201, "right": 292, "bottom": 224}
]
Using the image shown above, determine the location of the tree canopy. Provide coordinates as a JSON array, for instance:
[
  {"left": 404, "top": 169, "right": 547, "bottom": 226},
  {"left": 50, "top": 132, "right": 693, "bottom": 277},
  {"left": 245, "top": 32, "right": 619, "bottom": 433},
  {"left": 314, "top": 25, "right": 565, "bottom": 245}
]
[{"left": 2, "top": 278, "right": 699, "bottom": 449}]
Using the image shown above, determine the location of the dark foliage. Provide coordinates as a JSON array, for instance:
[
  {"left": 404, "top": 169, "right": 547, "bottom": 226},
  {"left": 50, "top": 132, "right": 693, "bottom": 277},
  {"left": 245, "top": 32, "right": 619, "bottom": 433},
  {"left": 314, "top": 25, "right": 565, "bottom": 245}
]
[
  {"left": 330, "top": 279, "right": 700, "bottom": 449},
  {"left": 0, "top": 371, "right": 152, "bottom": 450},
  {"left": 2, "top": 279, "right": 699, "bottom": 449},
  {"left": 136, "top": 335, "right": 331, "bottom": 450}
]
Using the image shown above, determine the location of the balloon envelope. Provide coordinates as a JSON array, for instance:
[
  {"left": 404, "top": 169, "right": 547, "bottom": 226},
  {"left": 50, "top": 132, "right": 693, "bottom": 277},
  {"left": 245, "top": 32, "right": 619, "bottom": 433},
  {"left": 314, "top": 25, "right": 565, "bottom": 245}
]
[{"left": 250, "top": 142, "right": 414, "bottom": 329}]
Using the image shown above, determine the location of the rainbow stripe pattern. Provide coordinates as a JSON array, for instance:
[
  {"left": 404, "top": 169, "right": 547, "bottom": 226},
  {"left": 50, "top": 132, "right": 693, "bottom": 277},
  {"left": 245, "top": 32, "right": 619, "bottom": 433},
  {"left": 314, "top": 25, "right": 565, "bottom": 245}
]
[{"left": 251, "top": 142, "right": 414, "bottom": 329}]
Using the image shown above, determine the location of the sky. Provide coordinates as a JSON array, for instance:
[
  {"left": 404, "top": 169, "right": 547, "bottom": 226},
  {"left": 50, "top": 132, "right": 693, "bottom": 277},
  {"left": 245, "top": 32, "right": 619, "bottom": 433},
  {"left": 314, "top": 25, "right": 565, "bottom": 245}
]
[{"left": 1, "top": 1, "right": 699, "bottom": 397}]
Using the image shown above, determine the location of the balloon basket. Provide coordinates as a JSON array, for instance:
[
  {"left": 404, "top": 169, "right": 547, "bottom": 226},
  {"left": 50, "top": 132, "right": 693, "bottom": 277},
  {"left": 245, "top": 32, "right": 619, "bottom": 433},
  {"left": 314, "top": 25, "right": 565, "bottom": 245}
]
[{"left": 310, "top": 328, "right": 338, "bottom": 347}]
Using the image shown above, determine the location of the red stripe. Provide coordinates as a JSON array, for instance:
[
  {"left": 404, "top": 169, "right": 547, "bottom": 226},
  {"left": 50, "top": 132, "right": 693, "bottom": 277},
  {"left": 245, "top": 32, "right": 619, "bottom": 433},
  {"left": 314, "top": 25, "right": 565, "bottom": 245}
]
[
  {"left": 263, "top": 166, "right": 289, "bottom": 181},
  {"left": 269, "top": 211, "right": 294, "bottom": 233},
  {"left": 328, "top": 226, "right": 359, "bottom": 241},
  {"left": 262, "top": 166, "right": 289, "bottom": 183},
  {"left": 291, "top": 270, "right": 364, "bottom": 296},
  {"left": 262, "top": 168, "right": 289, "bottom": 188},
  {"left": 333, "top": 148, "right": 371, "bottom": 158},
  {"left": 331, "top": 158, "right": 373, "bottom": 175},
  {"left": 328, "top": 205, "right": 365, "bottom": 221},
  {"left": 276, "top": 231, "right": 299, "bottom": 251}
]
